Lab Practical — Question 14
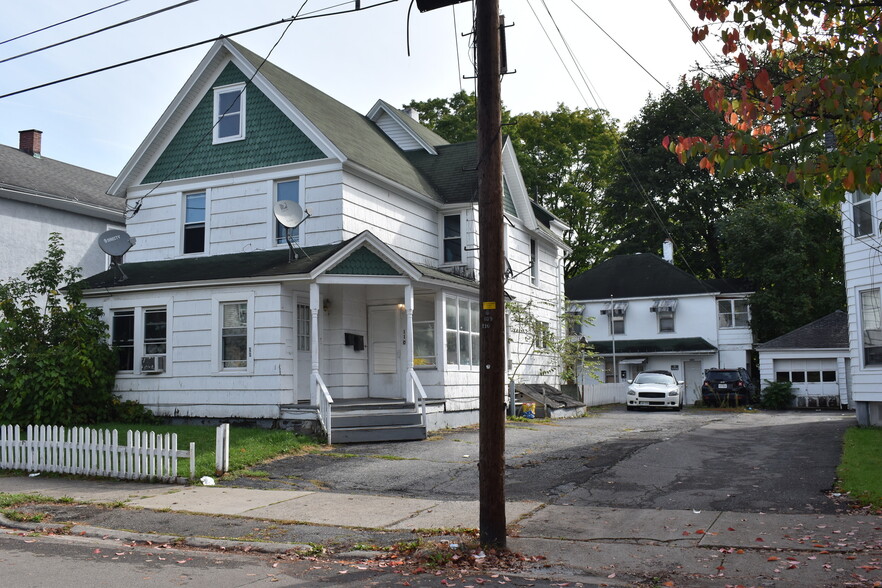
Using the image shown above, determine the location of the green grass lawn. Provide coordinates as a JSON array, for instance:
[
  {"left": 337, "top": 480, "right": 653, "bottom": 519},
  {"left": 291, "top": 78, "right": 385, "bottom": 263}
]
[
  {"left": 837, "top": 426, "right": 882, "bottom": 509},
  {"left": 99, "top": 423, "right": 320, "bottom": 481}
]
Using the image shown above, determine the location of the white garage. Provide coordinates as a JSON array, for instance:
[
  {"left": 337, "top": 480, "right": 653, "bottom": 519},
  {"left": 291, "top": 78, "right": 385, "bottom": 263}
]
[{"left": 757, "top": 311, "right": 852, "bottom": 409}]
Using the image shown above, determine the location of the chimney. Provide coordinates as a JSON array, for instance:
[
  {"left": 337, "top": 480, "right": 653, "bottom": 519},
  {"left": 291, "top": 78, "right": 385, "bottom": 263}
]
[
  {"left": 19, "top": 129, "right": 42, "bottom": 157},
  {"left": 662, "top": 239, "right": 674, "bottom": 264},
  {"left": 403, "top": 107, "right": 420, "bottom": 122}
]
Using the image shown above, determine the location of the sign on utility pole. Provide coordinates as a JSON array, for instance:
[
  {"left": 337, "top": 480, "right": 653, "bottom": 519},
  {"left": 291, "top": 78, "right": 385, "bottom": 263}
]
[{"left": 416, "top": 0, "right": 507, "bottom": 548}]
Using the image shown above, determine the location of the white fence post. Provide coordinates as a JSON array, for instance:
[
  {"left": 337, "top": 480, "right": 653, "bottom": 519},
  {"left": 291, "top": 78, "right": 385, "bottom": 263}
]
[{"left": 215, "top": 423, "right": 229, "bottom": 476}]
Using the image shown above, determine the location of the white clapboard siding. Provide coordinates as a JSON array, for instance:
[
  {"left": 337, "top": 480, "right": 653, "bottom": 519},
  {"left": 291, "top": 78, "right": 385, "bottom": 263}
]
[{"left": 0, "top": 424, "right": 194, "bottom": 483}]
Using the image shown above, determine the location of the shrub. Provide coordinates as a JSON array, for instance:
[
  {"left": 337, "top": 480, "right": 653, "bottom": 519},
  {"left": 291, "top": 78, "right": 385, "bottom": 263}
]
[
  {"left": 760, "top": 380, "right": 795, "bottom": 410},
  {"left": 0, "top": 234, "right": 118, "bottom": 425}
]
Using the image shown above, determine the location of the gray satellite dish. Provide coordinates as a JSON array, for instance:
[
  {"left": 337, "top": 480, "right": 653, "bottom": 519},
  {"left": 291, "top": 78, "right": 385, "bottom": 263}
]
[
  {"left": 273, "top": 200, "right": 304, "bottom": 228},
  {"left": 98, "top": 229, "right": 136, "bottom": 257}
]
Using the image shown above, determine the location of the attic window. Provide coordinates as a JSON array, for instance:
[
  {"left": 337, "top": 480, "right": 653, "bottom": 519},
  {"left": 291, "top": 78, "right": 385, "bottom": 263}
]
[{"left": 213, "top": 84, "right": 246, "bottom": 143}]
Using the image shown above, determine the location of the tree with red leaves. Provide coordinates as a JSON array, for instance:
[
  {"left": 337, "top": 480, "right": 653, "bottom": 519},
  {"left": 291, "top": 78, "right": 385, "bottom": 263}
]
[{"left": 667, "top": 0, "right": 882, "bottom": 202}]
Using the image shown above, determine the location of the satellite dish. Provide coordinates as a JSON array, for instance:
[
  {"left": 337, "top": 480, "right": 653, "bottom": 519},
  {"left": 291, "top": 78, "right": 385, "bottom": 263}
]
[
  {"left": 273, "top": 200, "right": 304, "bottom": 229},
  {"left": 98, "top": 229, "right": 136, "bottom": 257}
]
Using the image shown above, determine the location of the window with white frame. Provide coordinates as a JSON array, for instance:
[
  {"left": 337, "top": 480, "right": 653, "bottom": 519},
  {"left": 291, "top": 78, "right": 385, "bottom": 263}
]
[
  {"left": 112, "top": 310, "right": 135, "bottom": 371},
  {"left": 860, "top": 289, "right": 882, "bottom": 366},
  {"left": 718, "top": 298, "right": 750, "bottom": 328},
  {"left": 445, "top": 295, "right": 479, "bottom": 366},
  {"left": 413, "top": 296, "right": 436, "bottom": 367},
  {"left": 852, "top": 190, "right": 874, "bottom": 237},
  {"left": 530, "top": 239, "right": 539, "bottom": 285},
  {"left": 275, "top": 179, "right": 301, "bottom": 244},
  {"left": 183, "top": 192, "right": 206, "bottom": 254},
  {"left": 213, "top": 84, "right": 246, "bottom": 143},
  {"left": 221, "top": 302, "right": 248, "bottom": 369},
  {"left": 111, "top": 307, "right": 167, "bottom": 372},
  {"left": 651, "top": 299, "right": 677, "bottom": 333},
  {"left": 601, "top": 301, "right": 627, "bottom": 335},
  {"left": 296, "top": 303, "right": 310, "bottom": 352},
  {"left": 443, "top": 214, "right": 462, "bottom": 263},
  {"left": 534, "top": 320, "right": 550, "bottom": 349}
]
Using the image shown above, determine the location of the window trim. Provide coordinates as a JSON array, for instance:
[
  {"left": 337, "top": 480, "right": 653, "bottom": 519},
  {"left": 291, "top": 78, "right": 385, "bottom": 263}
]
[
  {"left": 296, "top": 303, "right": 311, "bottom": 352},
  {"left": 444, "top": 294, "right": 479, "bottom": 368},
  {"left": 183, "top": 191, "right": 207, "bottom": 255},
  {"left": 717, "top": 298, "right": 750, "bottom": 329},
  {"left": 530, "top": 239, "right": 539, "bottom": 286},
  {"left": 441, "top": 212, "right": 463, "bottom": 265},
  {"left": 213, "top": 83, "right": 246, "bottom": 144},
  {"left": 274, "top": 178, "right": 302, "bottom": 245},
  {"left": 109, "top": 302, "right": 170, "bottom": 375},
  {"left": 852, "top": 189, "right": 874, "bottom": 238},
  {"left": 211, "top": 293, "right": 255, "bottom": 374},
  {"left": 859, "top": 287, "right": 882, "bottom": 367}
]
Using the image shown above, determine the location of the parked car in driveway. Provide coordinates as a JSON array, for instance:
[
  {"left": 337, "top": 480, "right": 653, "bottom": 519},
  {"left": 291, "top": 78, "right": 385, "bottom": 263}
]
[
  {"left": 701, "top": 368, "right": 756, "bottom": 406},
  {"left": 626, "top": 370, "right": 684, "bottom": 411}
]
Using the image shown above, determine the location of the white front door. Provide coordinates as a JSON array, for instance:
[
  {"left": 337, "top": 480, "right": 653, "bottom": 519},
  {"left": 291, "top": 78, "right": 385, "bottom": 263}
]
[
  {"left": 684, "top": 360, "right": 703, "bottom": 405},
  {"left": 368, "top": 305, "right": 403, "bottom": 399}
]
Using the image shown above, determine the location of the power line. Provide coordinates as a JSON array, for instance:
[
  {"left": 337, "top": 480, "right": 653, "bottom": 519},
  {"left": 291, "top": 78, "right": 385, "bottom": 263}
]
[
  {"left": 1, "top": 0, "right": 203, "bottom": 65},
  {"left": 524, "top": 0, "right": 590, "bottom": 107},
  {"left": 0, "top": 0, "right": 396, "bottom": 101},
  {"left": 0, "top": 0, "right": 131, "bottom": 46}
]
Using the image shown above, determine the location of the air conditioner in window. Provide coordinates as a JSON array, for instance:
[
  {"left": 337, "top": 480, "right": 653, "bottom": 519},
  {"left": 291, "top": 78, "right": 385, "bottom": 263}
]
[{"left": 141, "top": 354, "right": 166, "bottom": 374}]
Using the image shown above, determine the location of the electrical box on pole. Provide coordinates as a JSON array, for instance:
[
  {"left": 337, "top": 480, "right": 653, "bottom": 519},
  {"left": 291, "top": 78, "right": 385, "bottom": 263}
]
[{"left": 415, "top": 0, "right": 469, "bottom": 12}]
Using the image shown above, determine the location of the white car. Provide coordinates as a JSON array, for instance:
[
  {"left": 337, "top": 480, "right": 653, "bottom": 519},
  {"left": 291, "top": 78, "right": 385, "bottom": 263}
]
[{"left": 626, "top": 371, "right": 684, "bottom": 411}]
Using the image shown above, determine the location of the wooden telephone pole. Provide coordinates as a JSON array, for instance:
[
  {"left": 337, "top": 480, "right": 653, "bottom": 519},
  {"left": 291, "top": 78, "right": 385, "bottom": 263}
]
[{"left": 416, "top": 0, "right": 506, "bottom": 549}]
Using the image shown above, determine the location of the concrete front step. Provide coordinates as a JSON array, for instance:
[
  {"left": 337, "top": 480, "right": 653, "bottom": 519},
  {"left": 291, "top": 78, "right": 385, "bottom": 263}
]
[{"left": 331, "top": 424, "right": 427, "bottom": 444}]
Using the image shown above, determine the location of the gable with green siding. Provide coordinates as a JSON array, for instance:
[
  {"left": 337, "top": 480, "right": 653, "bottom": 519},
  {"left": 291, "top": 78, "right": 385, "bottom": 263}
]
[
  {"left": 327, "top": 247, "right": 400, "bottom": 276},
  {"left": 143, "top": 63, "right": 326, "bottom": 183}
]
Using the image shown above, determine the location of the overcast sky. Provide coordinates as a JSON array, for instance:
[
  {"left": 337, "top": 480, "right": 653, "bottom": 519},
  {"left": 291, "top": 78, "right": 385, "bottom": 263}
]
[{"left": 0, "top": 0, "right": 715, "bottom": 177}]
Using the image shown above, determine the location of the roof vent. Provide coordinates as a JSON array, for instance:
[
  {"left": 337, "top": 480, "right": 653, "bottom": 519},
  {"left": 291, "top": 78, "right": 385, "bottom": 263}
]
[{"left": 19, "top": 129, "right": 42, "bottom": 157}]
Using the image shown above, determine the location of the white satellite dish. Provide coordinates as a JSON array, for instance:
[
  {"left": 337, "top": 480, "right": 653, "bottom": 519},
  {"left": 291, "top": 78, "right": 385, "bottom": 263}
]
[
  {"left": 98, "top": 229, "right": 136, "bottom": 257},
  {"left": 273, "top": 200, "right": 304, "bottom": 229}
]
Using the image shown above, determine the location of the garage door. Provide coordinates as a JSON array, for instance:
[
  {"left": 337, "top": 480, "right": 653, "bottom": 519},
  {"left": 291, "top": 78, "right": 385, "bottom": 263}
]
[{"left": 773, "top": 358, "right": 839, "bottom": 396}]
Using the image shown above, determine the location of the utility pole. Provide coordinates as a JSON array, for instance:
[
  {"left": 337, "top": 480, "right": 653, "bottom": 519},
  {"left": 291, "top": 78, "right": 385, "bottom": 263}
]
[
  {"left": 415, "top": 0, "right": 506, "bottom": 549},
  {"left": 475, "top": 0, "right": 506, "bottom": 549}
]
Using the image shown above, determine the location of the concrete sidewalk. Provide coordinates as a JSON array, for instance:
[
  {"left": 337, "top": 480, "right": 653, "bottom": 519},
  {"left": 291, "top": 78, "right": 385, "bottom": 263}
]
[{"left": 1, "top": 475, "right": 880, "bottom": 586}]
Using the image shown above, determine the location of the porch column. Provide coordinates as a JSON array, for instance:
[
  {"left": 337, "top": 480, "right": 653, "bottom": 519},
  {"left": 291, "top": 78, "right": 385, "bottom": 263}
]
[
  {"left": 310, "top": 282, "right": 320, "bottom": 406},
  {"left": 405, "top": 284, "right": 414, "bottom": 403}
]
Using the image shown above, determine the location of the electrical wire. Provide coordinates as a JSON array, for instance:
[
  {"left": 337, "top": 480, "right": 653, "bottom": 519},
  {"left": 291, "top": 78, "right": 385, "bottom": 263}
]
[
  {"left": 1, "top": 0, "right": 203, "bottom": 65},
  {"left": 0, "top": 0, "right": 131, "bottom": 46},
  {"left": 0, "top": 0, "right": 396, "bottom": 101}
]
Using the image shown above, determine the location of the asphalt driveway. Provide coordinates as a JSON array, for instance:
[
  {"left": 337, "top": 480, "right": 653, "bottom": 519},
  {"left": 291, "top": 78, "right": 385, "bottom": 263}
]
[{"left": 221, "top": 407, "right": 855, "bottom": 514}]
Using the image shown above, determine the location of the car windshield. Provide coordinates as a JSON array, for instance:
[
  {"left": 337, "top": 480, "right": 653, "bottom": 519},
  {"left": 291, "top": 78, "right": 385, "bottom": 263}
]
[
  {"left": 707, "top": 371, "right": 740, "bottom": 382},
  {"left": 633, "top": 373, "right": 674, "bottom": 385}
]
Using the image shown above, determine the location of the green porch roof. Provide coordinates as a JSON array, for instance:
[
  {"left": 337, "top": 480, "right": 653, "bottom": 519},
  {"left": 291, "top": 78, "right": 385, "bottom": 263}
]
[{"left": 586, "top": 337, "right": 717, "bottom": 355}]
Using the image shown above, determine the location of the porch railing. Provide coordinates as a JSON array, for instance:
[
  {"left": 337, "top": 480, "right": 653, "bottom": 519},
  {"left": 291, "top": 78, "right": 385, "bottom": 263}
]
[
  {"left": 314, "top": 372, "right": 334, "bottom": 444},
  {"left": 407, "top": 368, "right": 428, "bottom": 429}
]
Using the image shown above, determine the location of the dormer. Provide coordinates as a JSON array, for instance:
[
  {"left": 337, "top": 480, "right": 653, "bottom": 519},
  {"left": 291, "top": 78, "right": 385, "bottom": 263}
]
[{"left": 367, "top": 100, "right": 449, "bottom": 154}]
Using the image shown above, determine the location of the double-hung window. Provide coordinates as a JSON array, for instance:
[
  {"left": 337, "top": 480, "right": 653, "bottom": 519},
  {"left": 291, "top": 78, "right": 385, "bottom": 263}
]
[
  {"left": 445, "top": 296, "right": 479, "bottom": 366},
  {"left": 601, "top": 301, "right": 627, "bottom": 335},
  {"left": 144, "top": 309, "right": 167, "bottom": 355},
  {"left": 718, "top": 299, "right": 750, "bottom": 328},
  {"left": 275, "top": 179, "right": 301, "bottom": 244},
  {"left": 443, "top": 214, "right": 462, "bottom": 263},
  {"left": 852, "top": 190, "right": 874, "bottom": 238},
  {"left": 112, "top": 310, "right": 135, "bottom": 371},
  {"left": 221, "top": 302, "right": 248, "bottom": 369},
  {"left": 652, "top": 299, "right": 677, "bottom": 333},
  {"left": 413, "top": 296, "right": 436, "bottom": 367},
  {"left": 860, "top": 289, "right": 882, "bottom": 366},
  {"left": 183, "top": 192, "right": 206, "bottom": 254},
  {"left": 213, "top": 84, "right": 246, "bottom": 143}
]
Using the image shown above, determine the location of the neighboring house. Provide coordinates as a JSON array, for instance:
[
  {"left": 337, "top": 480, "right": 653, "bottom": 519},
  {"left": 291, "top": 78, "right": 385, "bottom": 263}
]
[
  {"left": 78, "top": 39, "right": 569, "bottom": 441},
  {"left": 842, "top": 189, "right": 882, "bottom": 426},
  {"left": 565, "top": 245, "right": 755, "bottom": 405},
  {"left": 0, "top": 130, "right": 124, "bottom": 282},
  {"left": 756, "top": 310, "right": 851, "bottom": 409}
]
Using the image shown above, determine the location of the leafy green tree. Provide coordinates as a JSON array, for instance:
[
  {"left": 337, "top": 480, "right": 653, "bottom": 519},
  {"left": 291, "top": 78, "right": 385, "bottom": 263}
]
[
  {"left": 0, "top": 233, "right": 118, "bottom": 425},
  {"left": 671, "top": 0, "right": 882, "bottom": 202},
  {"left": 719, "top": 194, "right": 845, "bottom": 342},
  {"left": 604, "top": 80, "right": 778, "bottom": 277},
  {"left": 510, "top": 105, "right": 620, "bottom": 277},
  {"left": 405, "top": 90, "right": 505, "bottom": 144}
]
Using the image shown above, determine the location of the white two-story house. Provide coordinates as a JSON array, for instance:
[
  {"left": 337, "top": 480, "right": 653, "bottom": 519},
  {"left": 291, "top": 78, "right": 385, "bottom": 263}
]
[
  {"left": 78, "top": 39, "right": 569, "bottom": 442},
  {"left": 565, "top": 245, "right": 754, "bottom": 405},
  {"left": 842, "top": 189, "right": 882, "bottom": 426}
]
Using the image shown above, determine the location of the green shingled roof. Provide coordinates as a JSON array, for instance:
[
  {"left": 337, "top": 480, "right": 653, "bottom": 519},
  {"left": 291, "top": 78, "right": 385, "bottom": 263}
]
[
  {"left": 327, "top": 247, "right": 400, "bottom": 275},
  {"left": 144, "top": 63, "right": 325, "bottom": 183}
]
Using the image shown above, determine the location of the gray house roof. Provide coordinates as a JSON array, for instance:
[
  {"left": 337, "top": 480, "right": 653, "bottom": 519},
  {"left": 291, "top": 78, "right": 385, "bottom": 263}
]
[
  {"left": 0, "top": 143, "right": 124, "bottom": 222},
  {"left": 757, "top": 310, "right": 849, "bottom": 350},
  {"left": 566, "top": 254, "right": 717, "bottom": 300}
]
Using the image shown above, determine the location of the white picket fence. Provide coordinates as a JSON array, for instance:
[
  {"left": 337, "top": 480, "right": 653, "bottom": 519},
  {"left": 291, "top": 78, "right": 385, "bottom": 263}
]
[{"left": 0, "top": 424, "right": 195, "bottom": 483}]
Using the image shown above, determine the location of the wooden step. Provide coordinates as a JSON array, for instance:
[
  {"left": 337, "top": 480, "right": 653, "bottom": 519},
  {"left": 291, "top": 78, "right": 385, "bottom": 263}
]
[{"left": 331, "top": 424, "right": 427, "bottom": 444}]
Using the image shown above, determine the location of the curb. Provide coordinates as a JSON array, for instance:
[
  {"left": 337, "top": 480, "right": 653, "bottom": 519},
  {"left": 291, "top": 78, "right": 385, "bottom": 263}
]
[{"left": 0, "top": 512, "right": 312, "bottom": 554}]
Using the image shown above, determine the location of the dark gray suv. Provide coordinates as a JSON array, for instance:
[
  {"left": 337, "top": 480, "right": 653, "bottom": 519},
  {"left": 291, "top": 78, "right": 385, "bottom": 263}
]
[{"left": 701, "top": 368, "right": 756, "bottom": 406}]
